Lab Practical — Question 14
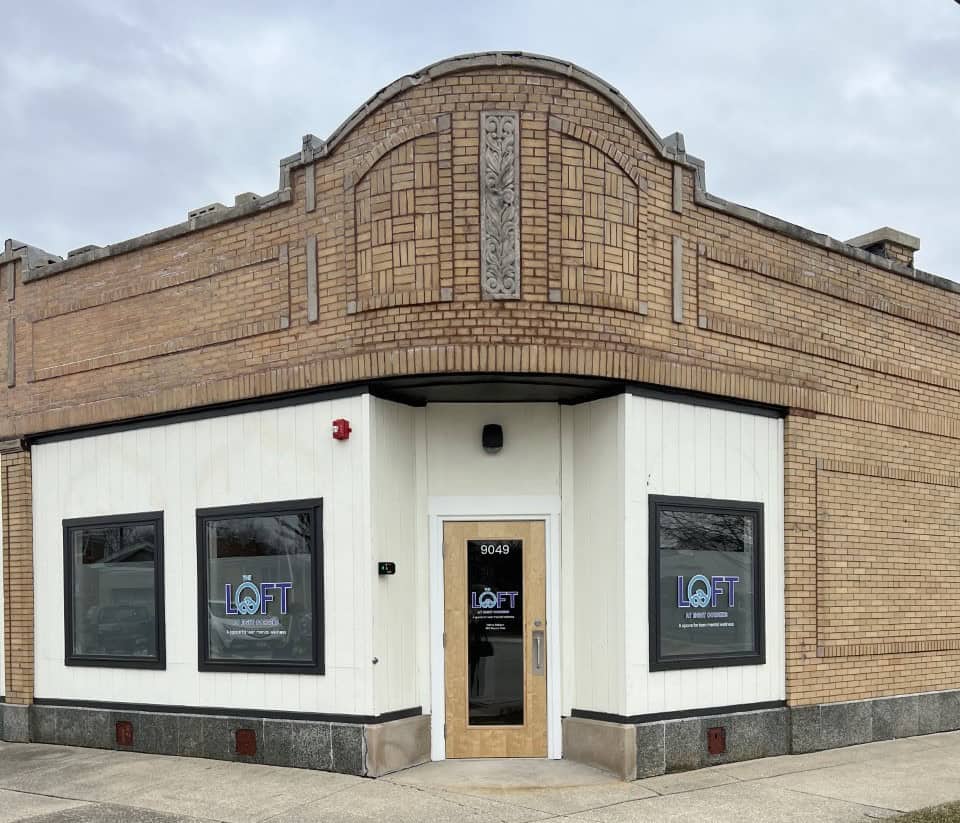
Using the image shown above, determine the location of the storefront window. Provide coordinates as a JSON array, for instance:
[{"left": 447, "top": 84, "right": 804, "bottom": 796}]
[
  {"left": 649, "top": 496, "right": 764, "bottom": 671},
  {"left": 63, "top": 512, "right": 165, "bottom": 668},
  {"left": 197, "top": 499, "right": 323, "bottom": 673}
]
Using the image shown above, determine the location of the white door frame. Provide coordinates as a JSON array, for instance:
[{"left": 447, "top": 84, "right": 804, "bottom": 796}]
[{"left": 428, "top": 495, "right": 562, "bottom": 760}]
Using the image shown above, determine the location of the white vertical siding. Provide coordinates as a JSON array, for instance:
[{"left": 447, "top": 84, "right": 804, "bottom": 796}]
[
  {"left": 370, "top": 398, "right": 422, "bottom": 714},
  {"left": 32, "top": 396, "right": 375, "bottom": 714},
  {"left": 570, "top": 395, "right": 626, "bottom": 715},
  {"left": 424, "top": 404, "right": 561, "bottom": 498},
  {"left": 413, "top": 411, "right": 431, "bottom": 710},
  {"left": 30, "top": 390, "right": 782, "bottom": 723},
  {"left": 623, "top": 395, "right": 785, "bottom": 714}
]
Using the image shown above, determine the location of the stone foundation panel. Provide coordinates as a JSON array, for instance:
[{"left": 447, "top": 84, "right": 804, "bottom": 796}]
[
  {"left": 7, "top": 704, "right": 427, "bottom": 777},
  {"left": 562, "top": 716, "right": 637, "bottom": 780},
  {"left": 363, "top": 714, "right": 431, "bottom": 777},
  {"left": 791, "top": 690, "right": 960, "bottom": 754}
]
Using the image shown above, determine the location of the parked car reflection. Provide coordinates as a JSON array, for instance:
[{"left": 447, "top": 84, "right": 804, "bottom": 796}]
[{"left": 80, "top": 604, "right": 155, "bottom": 657}]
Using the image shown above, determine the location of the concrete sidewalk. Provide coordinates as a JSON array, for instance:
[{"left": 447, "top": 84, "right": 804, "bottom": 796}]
[{"left": 0, "top": 731, "right": 958, "bottom": 822}]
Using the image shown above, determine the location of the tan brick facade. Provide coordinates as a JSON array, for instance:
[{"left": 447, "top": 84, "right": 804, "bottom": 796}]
[
  {"left": 0, "top": 441, "right": 33, "bottom": 705},
  {"left": 0, "top": 53, "right": 956, "bottom": 709}
]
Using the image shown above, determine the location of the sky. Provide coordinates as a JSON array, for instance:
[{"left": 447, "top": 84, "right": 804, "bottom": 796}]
[{"left": 1, "top": 1, "right": 958, "bottom": 278}]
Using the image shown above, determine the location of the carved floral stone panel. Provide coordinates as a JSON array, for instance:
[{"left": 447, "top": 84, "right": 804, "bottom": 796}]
[{"left": 480, "top": 111, "right": 520, "bottom": 299}]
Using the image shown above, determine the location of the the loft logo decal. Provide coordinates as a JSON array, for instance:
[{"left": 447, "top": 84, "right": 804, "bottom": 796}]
[
  {"left": 225, "top": 574, "right": 293, "bottom": 616},
  {"left": 677, "top": 574, "right": 739, "bottom": 609},
  {"left": 233, "top": 575, "right": 261, "bottom": 614},
  {"left": 471, "top": 587, "right": 519, "bottom": 610}
]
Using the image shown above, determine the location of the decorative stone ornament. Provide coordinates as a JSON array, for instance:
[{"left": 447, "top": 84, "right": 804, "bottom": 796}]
[{"left": 480, "top": 111, "right": 521, "bottom": 298}]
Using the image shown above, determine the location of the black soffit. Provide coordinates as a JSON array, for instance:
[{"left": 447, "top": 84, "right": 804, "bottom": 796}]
[
  {"left": 370, "top": 375, "right": 783, "bottom": 417},
  {"left": 28, "top": 374, "right": 785, "bottom": 445},
  {"left": 369, "top": 374, "right": 625, "bottom": 405}
]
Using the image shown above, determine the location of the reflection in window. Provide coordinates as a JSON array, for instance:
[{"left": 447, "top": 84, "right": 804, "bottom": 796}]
[
  {"left": 198, "top": 500, "right": 323, "bottom": 673},
  {"left": 658, "top": 510, "right": 752, "bottom": 554},
  {"left": 65, "top": 514, "right": 164, "bottom": 667}
]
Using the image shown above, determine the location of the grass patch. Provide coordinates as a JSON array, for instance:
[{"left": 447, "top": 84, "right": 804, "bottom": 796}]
[{"left": 896, "top": 803, "right": 960, "bottom": 822}]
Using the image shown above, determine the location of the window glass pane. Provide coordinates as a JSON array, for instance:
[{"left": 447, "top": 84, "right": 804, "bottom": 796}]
[
  {"left": 204, "top": 512, "right": 315, "bottom": 665},
  {"left": 70, "top": 522, "right": 158, "bottom": 659},
  {"left": 467, "top": 539, "right": 524, "bottom": 726},
  {"left": 657, "top": 507, "right": 757, "bottom": 661}
]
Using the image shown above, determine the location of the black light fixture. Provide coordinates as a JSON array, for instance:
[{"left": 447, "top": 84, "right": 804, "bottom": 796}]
[{"left": 482, "top": 424, "right": 504, "bottom": 454}]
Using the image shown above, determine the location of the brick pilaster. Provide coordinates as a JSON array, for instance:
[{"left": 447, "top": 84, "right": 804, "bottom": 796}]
[{"left": 1, "top": 439, "right": 33, "bottom": 705}]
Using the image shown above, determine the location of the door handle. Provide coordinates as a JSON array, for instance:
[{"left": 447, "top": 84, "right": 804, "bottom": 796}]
[{"left": 532, "top": 629, "right": 545, "bottom": 676}]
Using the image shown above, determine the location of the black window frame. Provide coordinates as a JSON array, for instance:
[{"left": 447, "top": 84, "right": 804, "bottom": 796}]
[
  {"left": 648, "top": 495, "right": 765, "bottom": 672},
  {"left": 63, "top": 511, "right": 166, "bottom": 670},
  {"left": 196, "top": 498, "right": 324, "bottom": 675}
]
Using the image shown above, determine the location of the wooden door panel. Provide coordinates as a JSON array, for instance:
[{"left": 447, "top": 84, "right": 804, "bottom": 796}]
[{"left": 443, "top": 520, "right": 547, "bottom": 758}]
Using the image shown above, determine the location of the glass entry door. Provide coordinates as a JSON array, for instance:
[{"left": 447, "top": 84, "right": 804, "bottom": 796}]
[{"left": 443, "top": 520, "right": 547, "bottom": 758}]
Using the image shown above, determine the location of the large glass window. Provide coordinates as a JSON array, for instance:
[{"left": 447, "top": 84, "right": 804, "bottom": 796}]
[
  {"left": 63, "top": 512, "right": 165, "bottom": 668},
  {"left": 197, "top": 499, "right": 323, "bottom": 673},
  {"left": 649, "top": 496, "right": 764, "bottom": 671}
]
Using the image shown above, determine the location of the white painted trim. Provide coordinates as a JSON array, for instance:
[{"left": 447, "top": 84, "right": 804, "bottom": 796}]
[
  {"left": 429, "top": 495, "right": 562, "bottom": 760},
  {"left": 559, "top": 407, "right": 575, "bottom": 718}
]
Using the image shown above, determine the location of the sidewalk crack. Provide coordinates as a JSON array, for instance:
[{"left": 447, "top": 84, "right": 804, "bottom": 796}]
[{"left": 776, "top": 784, "right": 903, "bottom": 817}]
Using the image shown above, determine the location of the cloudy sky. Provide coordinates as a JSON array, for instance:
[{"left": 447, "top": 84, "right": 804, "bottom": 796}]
[{"left": 1, "top": 1, "right": 958, "bottom": 277}]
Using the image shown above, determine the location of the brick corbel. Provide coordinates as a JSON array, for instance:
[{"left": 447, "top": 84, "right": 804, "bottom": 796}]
[{"left": 0, "top": 438, "right": 27, "bottom": 455}]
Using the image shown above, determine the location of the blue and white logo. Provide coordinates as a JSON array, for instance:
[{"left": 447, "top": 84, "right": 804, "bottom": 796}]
[
  {"left": 477, "top": 588, "right": 498, "bottom": 609},
  {"left": 234, "top": 575, "right": 261, "bottom": 615},
  {"left": 471, "top": 587, "right": 519, "bottom": 610},
  {"left": 676, "top": 574, "right": 740, "bottom": 609},
  {"left": 686, "top": 575, "right": 712, "bottom": 608},
  {"left": 225, "top": 575, "right": 293, "bottom": 616}
]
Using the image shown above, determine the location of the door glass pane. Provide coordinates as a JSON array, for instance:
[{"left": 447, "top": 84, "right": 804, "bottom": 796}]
[{"left": 467, "top": 539, "right": 524, "bottom": 726}]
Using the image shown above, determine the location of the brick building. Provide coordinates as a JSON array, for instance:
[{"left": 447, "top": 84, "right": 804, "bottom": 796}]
[{"left": 0, "top": 52, "right": 955, "bottom": 779}]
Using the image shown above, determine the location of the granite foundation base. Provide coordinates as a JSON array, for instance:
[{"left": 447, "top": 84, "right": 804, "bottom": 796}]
[
  {"left": 790, "top": 690, "right": 960, "bottom": 754},
  {"left": 627, "top": 706, "right": 790, "bottom": 779},
  {"left": 1, "top": 704, "right": 429, "bottom": 777},
  {"left": 563, "top": 706, "right": 792, "bottom": 779},
  {"left": 564, "top": 688, "right": 960, "bottom": 781},
  {"left": 0, "top": 704, "right": 30, "bottom": 743}
]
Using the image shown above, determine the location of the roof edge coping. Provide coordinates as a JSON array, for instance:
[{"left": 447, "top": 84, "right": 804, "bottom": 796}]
[
  {"left": 19, "top": 188, "right": 291, "bottom": 283},
  {"left": 4, "top": 51, "right": 953, "bottom": 292}
]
